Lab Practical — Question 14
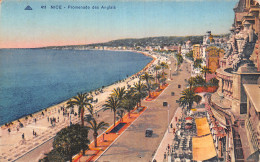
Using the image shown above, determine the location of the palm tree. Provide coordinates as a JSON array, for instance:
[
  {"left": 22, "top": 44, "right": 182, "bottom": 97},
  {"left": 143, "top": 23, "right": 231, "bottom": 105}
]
[
  {"left": 103, "top": 96, "right": 120, "bottom": 126},
  {"left": 112, "top": 87, "right": 126, "bottom": 102},
  {"left": 141, "top": 72, "right": 155, "bottom": 98},
  {"left": 117, "top": 109, "right": 125, "bottom": 122},
  {"left": 160, "top": 62, "right": 169, "bottom": 79},
  {"left": 121, "top": 90, "right": 136, "bottom": 118},
  {"left": 66, "top": 93, "right": 92, "bottom": 126},
  {"left": 187, "top": 77, "right": 196, "bottom": 90},
  {"left": 178, "top": 88, "right": 202, "bottom": 110},
  {"left": 200, "top": 66, "right": 212, "bottom": 82},
  {"left": 156, "top": 73, "right": 162, "bottom": 89},
  {"left": 154, "top": 65, "right": 161, "bottom": 84},
  {"left": 85, "top": 119, "right": 108, "bottom": 147},
  {"left": 133, "top": 80, "right": 147, "bottom": 107}
]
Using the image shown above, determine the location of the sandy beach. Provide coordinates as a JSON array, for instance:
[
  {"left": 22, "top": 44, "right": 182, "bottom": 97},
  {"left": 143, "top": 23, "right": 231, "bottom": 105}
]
[{"left": 0, "top": 50, "right": 170, "bottom": 162}]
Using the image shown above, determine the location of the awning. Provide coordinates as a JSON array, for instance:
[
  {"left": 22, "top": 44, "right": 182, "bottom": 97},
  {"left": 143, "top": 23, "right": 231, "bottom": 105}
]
[
  {"left": 195, "top": 117, "right": 211, "bottom": 137},
  {"left": 211, "top": 107, "right": 227, "bottom": 126},
  {"left": 192, "top": 134, "right": 217, "bottom": 161}
]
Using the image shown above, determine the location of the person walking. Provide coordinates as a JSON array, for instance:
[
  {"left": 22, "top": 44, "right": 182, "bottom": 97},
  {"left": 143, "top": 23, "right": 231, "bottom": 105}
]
[{"left": 22, "top": 133, "right": 24, "bottom": 139}]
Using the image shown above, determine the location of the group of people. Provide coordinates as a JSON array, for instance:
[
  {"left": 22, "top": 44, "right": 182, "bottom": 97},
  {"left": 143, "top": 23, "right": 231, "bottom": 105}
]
[{"left": 48, "top": 116, "right": 59, "bottom": 126}]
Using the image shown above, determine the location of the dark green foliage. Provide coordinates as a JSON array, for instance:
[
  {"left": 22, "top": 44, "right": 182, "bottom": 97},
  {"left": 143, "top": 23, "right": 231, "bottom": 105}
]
[
  {"left": 103, "top": 96, "right": 121, "bottom": 126},
  {"left": 193, "top": 59, "right": 203, "bottom": 68},
  {"left": 85, "top": 118, "right": 109, "bottom": 147},
  {"left": 176, "top": 53, "right": 184, "bottom": 66},
  {"left": 194, "top": 75, "right": 206, "bottom": 86},
  {"left": 141, "top": 72, "right": 155, "bottom": 98},
  {"left": 209, "top": 78, "right": 219, "bottom": 86},
  {"left": 133, "top": 80, "right": 147, "bottom": 107},
  {"left": 40, "top": 124, "right": 89, "bottom": 162},
  {"left": 178, "top": 88, "right": 202, "bottom": 110},
  {"left": 185, "top": 51, "right": 194, "bottom": 60}
]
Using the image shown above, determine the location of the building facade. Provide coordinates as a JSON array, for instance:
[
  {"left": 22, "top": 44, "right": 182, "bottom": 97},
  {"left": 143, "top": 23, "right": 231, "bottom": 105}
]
[{"left": 209, "top": 0, "right": 260, "bottom": 161}]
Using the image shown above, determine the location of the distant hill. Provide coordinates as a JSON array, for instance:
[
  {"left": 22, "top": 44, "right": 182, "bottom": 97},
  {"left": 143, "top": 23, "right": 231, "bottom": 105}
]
[{"left": 41, "top": 34, "right": 229, "bottom": 49}]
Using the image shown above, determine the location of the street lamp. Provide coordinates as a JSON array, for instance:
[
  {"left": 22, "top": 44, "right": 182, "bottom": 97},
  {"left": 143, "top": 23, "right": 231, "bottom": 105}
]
[
  {"left": 169, "top": 68, "right": 172, "bottom": 80},
  {"left": 163, "top": 102, "right": 170, "bottom": 133}
]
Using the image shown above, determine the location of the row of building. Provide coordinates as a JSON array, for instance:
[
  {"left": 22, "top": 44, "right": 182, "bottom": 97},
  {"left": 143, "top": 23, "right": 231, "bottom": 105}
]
[{"left": 185, "top": 0, "right": 260, "bottom": 161}]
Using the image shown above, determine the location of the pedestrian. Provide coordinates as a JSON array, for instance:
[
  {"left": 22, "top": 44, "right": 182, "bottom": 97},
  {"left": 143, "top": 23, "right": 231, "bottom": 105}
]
[
  {"left": 173, "top": 128, "right": 175, "bottom": 134},
  {"left": 17, "top": 127, "right": 19, "bottom": 132},
  {"left": 47, "top": 117, "right": 49, "bottom": 122},
  {"left": 8, "top": 128, "right": 11, "bottom": 133},
  {"left": 22, "top": 133, "right": 24, "bottom": 139},
  {"left": 164, "top": 152, "right": 166, "bottom": 159},
  {"left": 170, "top": 123, "right": 173, "bottom": 128},
  {"left": 35, "top": 132, "right": 37, "bottom": 137},
  {"left": 33, "top": 129, "right": 35, "bottom": 136}
]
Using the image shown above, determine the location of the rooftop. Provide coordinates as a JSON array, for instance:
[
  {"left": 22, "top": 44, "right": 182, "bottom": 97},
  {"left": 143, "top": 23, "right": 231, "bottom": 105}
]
[{"left": 243, "top": 84, "right": 260, "bottom": 112}]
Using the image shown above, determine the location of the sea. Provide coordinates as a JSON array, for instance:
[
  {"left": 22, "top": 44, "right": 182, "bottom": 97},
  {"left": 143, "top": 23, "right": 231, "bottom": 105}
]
[{"left": 0, "top": 49, "right": 152, "bottom": 125}]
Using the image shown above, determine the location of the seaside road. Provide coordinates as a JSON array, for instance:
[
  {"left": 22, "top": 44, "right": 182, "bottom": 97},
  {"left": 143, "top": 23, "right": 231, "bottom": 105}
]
[{"left": 97, "top": 59, "right": 191, "bottom": 162}]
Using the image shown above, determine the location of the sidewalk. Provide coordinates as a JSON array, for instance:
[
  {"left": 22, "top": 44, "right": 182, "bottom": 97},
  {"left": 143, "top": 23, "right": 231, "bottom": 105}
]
[{"left": 152, "top": 107, "right": 182, "bottom": 162}]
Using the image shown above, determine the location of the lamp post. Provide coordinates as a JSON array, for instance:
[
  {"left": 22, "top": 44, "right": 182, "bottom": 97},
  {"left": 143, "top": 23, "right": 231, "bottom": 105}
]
[
  {"left": 163, "top": 102, "right": 170, "bottom": 133},
  {"left": 170, "top": 68, "right": 172, "bottom": 80}
]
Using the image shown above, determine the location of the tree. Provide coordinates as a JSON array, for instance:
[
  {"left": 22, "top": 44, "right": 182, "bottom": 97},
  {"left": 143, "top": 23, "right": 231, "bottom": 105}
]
[
  {"left": 52, "top": 124, "right": 89, "bottom": 162},
  {"left": 178, "top": 88, "right": 202, "bottom": 110},
  {"left": 117, "top": 109, "right": 125, "bottom": 122},
  {"left": 156, "top": 72, "right": 162, "bottom": 88},
  {"left": 176, "top": 53, "right": 184, "bottom": 66},
  {"left": 209, "top": 78, "right": 219, "bottom": 86},
  {"left": 141, "top": 72, "right": 155, "bottom": 98},
  {"left": 160, "top": 62, "right": 169, "bottom": 79},
  {"left": 194, "top": 75, "right": 206, "bottom": 86},
  {"left": 200, "top": 66, "right": 212, "bottom": 82},
  {"left": 121, "top": 90, "right": 137, "bottom": 118},
  {"left": 66, "top": 93, "right": 92, "bottom": 126},
  {"left": 103, "top": 96, "right": 120, "bottom": 126},
  {"left": 133, "top": 80, "right": 147, "bottom": 107},
  {"left": 193, "top": 58, "right": 203, "bottom": 69},
  {"left": 185, "top": 51, "right": 193, "bottom": 60},
  {"left": 187, "top": 77, "right": 196, "bottom": 90},
  {"left": 86, "top": 119, "right": 109, "bottom": 147},
  {"left": 154, "top": 65, "right": 161, "bottom": 84},
  {"left": 112, "top": 87, "right": 126, "bottom": 102},
  {"left": 39, "top": 149, "right": 66, "bottom": 162}
]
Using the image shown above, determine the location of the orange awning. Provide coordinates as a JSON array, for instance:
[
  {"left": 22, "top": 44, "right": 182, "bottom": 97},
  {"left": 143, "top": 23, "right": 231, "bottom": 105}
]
[
  {"left": 192, "top": 134, "right": 217, "bottom": 161},
  {"left": 195, "top": 117, "right": 211, "bottom": 137}
]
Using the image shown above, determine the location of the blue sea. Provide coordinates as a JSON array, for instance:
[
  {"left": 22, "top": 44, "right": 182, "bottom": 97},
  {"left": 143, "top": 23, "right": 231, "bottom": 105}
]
[{"left": 0, "top": 49, "right": 152, "bottom": 125}]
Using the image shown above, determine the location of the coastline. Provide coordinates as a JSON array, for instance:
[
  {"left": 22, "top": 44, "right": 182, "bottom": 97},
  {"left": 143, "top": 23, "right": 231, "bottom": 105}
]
[{"left": 0, "top": 50, "right": 156, "bottom": 129}]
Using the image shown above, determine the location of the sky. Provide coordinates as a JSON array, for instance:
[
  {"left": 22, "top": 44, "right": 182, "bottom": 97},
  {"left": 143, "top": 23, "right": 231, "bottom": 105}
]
[{"left": 0, "top": 0, "right": 238, "bottom": 48}]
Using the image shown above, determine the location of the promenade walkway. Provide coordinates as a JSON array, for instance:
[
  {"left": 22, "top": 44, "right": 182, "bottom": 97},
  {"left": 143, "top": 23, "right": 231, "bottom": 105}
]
[{"left": 152, "top": 107, "right": 182, "bottom": 162}]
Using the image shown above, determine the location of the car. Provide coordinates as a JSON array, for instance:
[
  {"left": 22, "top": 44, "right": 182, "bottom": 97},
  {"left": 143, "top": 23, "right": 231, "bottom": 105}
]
[{"left": 145, "top": 128, "right": 153, "bottom": 137}]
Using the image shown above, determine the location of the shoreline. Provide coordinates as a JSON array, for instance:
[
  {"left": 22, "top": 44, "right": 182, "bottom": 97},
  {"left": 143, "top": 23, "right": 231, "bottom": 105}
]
[{"left": 1, "top": 50, "right": 156, "bottom": 129}]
